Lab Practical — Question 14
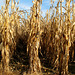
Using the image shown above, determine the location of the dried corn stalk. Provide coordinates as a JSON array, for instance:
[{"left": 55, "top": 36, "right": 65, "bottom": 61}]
[
  {"left": 27, "top": 0, "right": 42, "bottom": 74},
  {"left": 1, "top": 0, "right": 10, "bottom": 72}
]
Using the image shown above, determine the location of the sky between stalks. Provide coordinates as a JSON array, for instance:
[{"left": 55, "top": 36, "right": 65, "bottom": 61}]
[{"left": 0, "top": 0, "right": 73, "bottom": 17}]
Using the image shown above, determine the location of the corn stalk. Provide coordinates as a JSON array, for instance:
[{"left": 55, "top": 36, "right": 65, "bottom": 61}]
[
  {"left": 27, "top": 0, "right": 42, "bottom": 74},
  {"left": 1, "top": 0, "right": 10, "bottom": 72}
]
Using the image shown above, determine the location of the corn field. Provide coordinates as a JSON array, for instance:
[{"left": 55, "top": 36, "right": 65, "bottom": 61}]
[{"left": 0, "top": 0, "right": 75, "bottom": 75}]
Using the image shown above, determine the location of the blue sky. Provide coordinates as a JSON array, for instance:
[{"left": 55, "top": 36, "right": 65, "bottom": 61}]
[
  {"left": 0, "top": 0, "right": 73, "bottom": 17},
  {"left": 0, "top": 0, "right": 49, "bottom": 16},
  {"left": 0, "top": 0, "right": 57, "bottom": 16},
  {"left": 0, "top": 0, "right": 47, "bottom": 16},
  {"left": 17, "top": 0, "right": 51, "bottom": 16}
]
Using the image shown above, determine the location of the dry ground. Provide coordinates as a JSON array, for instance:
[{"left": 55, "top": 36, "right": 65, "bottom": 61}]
[{"left": 0, "top": 61, "right": 75, "bottom": 75}]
